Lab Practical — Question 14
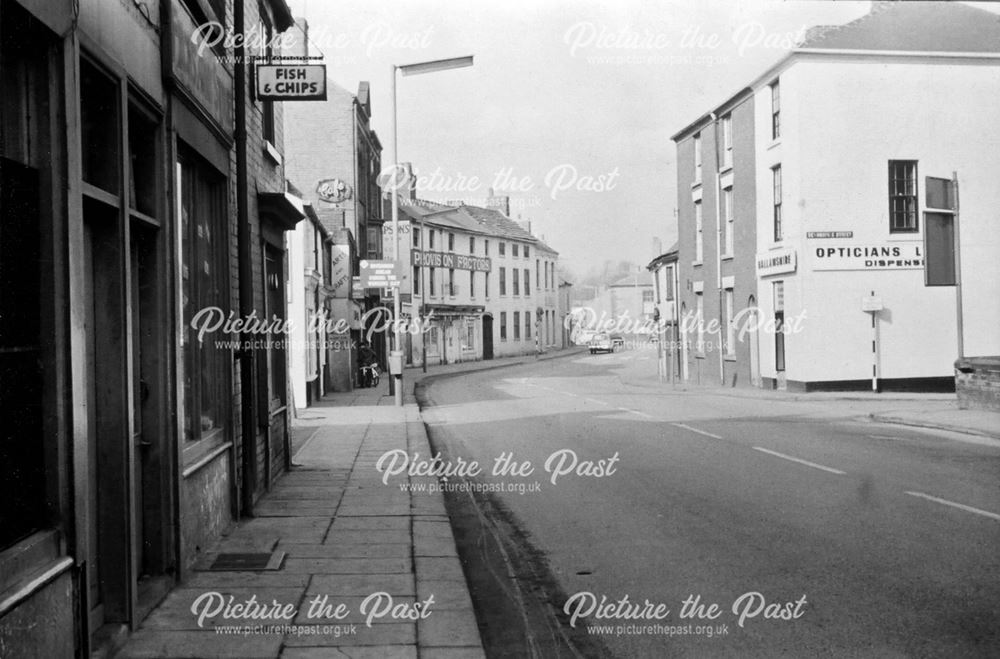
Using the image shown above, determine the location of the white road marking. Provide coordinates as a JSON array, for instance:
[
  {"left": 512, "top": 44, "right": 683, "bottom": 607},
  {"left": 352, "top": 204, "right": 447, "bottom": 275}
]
[
  {"left": 752, "top": 447, "right": 846, "bottom": 475},
  {"left": 905, "top": 491, "right": 1000, "bottom": 522},
  {"left": 617, "top": 408, "right": 653, "bottom": 418},
  {"left": 670, "top": 423, "right": 723, "bottom": 440}
]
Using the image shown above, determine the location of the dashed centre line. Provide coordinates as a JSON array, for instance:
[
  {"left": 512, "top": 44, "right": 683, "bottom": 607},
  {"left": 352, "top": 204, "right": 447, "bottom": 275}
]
[
  {"left": 670, "top": 423, "right": 723, "bottom": 440},
  {"left": 752, "top": 447, "right": 846, "bottom": 475},
  {"left": 905, "top": 491, "right": 1000, "bottom": 522}
]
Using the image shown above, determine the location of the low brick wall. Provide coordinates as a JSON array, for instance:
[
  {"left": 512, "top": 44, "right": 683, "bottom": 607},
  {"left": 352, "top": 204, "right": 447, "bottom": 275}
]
[{"left": 954, "top": 356, "right": 1000, "bottom": 411}]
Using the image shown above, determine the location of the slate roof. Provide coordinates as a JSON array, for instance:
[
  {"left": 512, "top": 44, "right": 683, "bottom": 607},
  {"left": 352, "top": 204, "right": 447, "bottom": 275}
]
[{"left": 798, "top": 1, "right": 1000, "bottom": 53}]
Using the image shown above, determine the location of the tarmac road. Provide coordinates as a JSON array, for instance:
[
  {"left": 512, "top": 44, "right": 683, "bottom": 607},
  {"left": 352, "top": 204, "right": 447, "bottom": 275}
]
[{"left": 418, "top": 350, "right": 1000, "bottom": 658}]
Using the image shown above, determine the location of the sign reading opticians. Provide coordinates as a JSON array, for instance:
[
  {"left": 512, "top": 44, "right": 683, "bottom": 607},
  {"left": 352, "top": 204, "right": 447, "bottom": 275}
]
[
  {"left": 756, "top": 248, "right": 797, "bottom": 277},
  {"left": 812, "top": 243, "right": 924, "bottom": 271},
  {"left": 256, "top": 64, "right": 327, "bottom": 100}
]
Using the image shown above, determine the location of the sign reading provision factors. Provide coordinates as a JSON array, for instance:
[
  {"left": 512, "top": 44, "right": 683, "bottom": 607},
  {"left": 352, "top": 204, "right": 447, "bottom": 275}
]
[
  {"left": 256, "top": 64, "right": 327, "bottom": 100},
  {"left": 811, "top": 243, "right": 924, "bottom": 271},
  {"left": 412, "top": 249, "right": 491, "bottom": 272}
]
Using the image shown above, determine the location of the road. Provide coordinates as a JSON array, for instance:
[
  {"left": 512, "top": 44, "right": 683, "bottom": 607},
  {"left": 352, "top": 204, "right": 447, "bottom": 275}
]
[{"left": 417, "top": 349, "right": 1000, "bottom": 658}]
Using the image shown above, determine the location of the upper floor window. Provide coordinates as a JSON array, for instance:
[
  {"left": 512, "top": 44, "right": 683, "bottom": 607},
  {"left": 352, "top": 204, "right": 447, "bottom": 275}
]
[
  {"left": 524, "top": 245, "right": 530, "bottom": 258},
  {"left": 413, "top": 228, "right": 421, "bottom": 248},
  {"left": 694, "top": 200, "right": 704, "bottom": 263},
  {"left": 888, "top": 160, "right": 918, "bottom": 233},
  {"left": 722, "top": 114, "right": 732, "bottom": 167},
  {"left": 499, "top": 242, "right": 505, "bottom": 256},
  {"left": 694, "top": 132, "right": 702, "bottom": 182},
  {"left": 723, "top": 186, "right": 734, "bottom": 256},
  {"left": 484, "top": 239, "right": 489, "bottom": 256},
  {"left": 770, "top": 80, "right": 780, "bottom": 140},
  {"left": 772, "top": 165, "right": 783, "bottom": 241},
  {"left": 469, "top": 236, "right": 475, "bottom": 254},
  {"left": 513, "top": 268, "right": 520, "bottom": 296},
  {"left": 258, "top": 5, "right": 275, "bottom": 144},
  {"left": 448, "top": 232, "right": 455, "bottom": 251},
  {"left": 429, "top": 230, "right": 436, "bottom": 249},
  {"left": 513, "top": 243, "right": 519, "bottom": 257}
]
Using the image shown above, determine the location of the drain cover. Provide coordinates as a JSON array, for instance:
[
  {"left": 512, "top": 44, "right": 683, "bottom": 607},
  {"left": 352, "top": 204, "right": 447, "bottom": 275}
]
[{"left": 208, "top": 551, "right": 285, "bottom": 571}]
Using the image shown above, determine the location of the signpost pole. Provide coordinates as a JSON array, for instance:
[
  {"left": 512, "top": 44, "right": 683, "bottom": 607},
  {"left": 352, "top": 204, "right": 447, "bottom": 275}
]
[
  {"left": 953, "top": 171, "right": 964, "bottom": 360},
  {"left": 391, "top": 64, "right": 403, "bottom": 407},
  {"left": 870, "top": 290, "right": 878, "bottom": 393}
]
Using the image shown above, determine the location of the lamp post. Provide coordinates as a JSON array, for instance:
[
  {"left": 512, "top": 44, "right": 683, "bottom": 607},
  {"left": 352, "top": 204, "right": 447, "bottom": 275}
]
[{"left": 389, "top": 55, "right": 474, "bottom": 405}]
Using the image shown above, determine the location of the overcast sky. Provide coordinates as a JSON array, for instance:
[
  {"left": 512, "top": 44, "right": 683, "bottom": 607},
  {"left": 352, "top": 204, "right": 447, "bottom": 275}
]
[{"left": 282, "top": 0, "right": 988, "bottom": 278}]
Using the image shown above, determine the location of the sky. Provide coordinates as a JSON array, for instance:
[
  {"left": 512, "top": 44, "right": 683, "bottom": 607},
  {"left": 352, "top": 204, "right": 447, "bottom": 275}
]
[{"left": 281, "top": 0, "right": 986, "bottom": 278}]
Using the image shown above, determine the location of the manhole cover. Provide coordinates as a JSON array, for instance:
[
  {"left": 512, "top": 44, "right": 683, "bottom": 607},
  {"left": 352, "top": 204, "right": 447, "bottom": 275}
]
[{"left": 208, "top": 551, "right": 285, "bottom": 571}]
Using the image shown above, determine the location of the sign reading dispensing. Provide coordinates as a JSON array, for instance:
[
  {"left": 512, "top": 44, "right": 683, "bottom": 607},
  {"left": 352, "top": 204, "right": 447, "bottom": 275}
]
[{"left": 256, "top": 64, "right": 327, "bottom": 100}]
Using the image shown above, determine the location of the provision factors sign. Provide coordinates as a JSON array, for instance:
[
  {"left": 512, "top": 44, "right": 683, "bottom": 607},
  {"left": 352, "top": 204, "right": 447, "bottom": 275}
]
[
  {"left": 359, "top": 260, "right": 404, "bottom": 288},
  {"left": 256, "top": 64, "right": 327, "bottom": 100},
  {"left": 412, "top": 249, "right": 491, "bottom": 272}
]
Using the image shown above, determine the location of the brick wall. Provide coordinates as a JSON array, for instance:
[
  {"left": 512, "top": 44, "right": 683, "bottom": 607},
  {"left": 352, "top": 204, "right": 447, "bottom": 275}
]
[{"left": 955, "top": 357, "right": 1000, "bottom": 411}]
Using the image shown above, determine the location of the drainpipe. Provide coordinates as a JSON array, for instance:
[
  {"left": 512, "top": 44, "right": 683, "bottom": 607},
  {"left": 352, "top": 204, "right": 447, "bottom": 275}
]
[
  {"left": 235, "top": 0, "right": 256, "bottom": 517},
  {"left": 710, "top": 112, "right": 725, "bottom": 386}
]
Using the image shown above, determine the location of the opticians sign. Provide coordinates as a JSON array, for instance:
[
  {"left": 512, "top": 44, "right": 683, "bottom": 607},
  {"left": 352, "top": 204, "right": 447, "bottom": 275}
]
[
  {"left": 256, "top": 64, "right": 327, "bottom": 100},
  {"left": 811, "top": 243, "right": 924, "bottom": 271}
]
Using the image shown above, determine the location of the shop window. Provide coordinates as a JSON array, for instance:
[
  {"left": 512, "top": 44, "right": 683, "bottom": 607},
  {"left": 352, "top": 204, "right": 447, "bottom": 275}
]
[
  {"left": 81, "top": 62, "right": 120, "bottom": 194},
  {"left": 0, "top": 10, "right": 54, "bottom": 550},
  {"left": 128, "top": 106, "right": 159, "bottom": 218},
  {"left": 178, "top": 150, "right": 228, "bottom": 451},
  {"left": 888, "top": 160, "right": 918, "bottom": 233}
]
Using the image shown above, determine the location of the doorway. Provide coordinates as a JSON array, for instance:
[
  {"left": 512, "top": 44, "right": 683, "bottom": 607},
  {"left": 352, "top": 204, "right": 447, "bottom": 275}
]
[{"left": 482, "top": 313, "right": 494, "bottom": 360}]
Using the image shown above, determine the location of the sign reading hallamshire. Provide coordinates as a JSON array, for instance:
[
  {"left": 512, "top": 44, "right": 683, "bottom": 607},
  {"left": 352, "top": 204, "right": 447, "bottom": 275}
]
[
  {"left": 812, "top": 243, "right": 923, "bottom": 271},
  {"left": 412, "top": 249, "right": 491, "bottom": 272},
  {"left": 256, "top": 64, "right": 327, "bottom": 100}
]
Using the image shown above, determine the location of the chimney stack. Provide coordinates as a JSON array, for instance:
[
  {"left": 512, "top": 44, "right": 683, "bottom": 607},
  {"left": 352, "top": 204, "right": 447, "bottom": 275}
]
[{"left": 485, "top": 186, "right": 510, "bottom": 217}]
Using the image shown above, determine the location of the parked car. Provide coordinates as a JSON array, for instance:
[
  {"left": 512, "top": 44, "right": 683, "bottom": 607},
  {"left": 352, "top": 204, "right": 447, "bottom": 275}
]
[{"left": 589, "top": 332, "right": 624, "bottom": 354}]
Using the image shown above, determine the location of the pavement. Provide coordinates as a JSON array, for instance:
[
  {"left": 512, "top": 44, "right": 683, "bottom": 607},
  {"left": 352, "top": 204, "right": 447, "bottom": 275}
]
[
  {"left": 117, "top": 388, "right": 491, "bottom": 657},
  {"left": 607, "top": 347, "right": 999, "bottom": 441}
]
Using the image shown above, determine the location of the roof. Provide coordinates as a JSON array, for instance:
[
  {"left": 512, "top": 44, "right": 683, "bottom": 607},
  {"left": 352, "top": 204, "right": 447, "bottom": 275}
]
[
  {"left": 798, "top": 1, "right": 1000, "bottom": 53},
  {"left": 647, "top": 242, "right": 680, "bottom": 271},
  {"left": 460, "top": 204, "right": 537, "bottom": 241},
  {"left": 672, "top": 2, "right": 1000, "bottom": 142}
]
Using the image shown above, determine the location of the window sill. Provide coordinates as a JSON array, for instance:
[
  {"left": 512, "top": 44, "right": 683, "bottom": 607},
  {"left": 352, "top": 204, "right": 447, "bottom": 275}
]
[
  {"left": 721, "top": 254, "right": 734, "bottom": 261},
  {"left": 263, "top": 140, "right": 283, "bottom": 166},
  {"left": 724, "top": 354, "right": 737, "bottom": 362},
  {"left": 719, "top": 163, "right": 733, "bottom": 176},
  {"left": 768, "top": 139, "right": 781, "bottom": 150},
  {"left": 692, "top": 260, "right": 703, "bottom": 267},
  {"left": 691, "top": 180, "right": 702, "bottom": 189},
  {"left": 0, "top": 530, "right": 63, "bottom": 600},
  {"left": 182, "top": 428, "right": 231, "bottom": 478}
]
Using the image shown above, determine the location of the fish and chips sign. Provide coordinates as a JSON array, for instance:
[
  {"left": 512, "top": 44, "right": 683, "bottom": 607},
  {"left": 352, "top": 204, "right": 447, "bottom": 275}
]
[{"left": 256, "top": 64, "right": 327, "bottom": 100}]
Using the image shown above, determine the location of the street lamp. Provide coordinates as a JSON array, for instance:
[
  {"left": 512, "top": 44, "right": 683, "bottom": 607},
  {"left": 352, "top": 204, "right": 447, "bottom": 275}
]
[{"left": 389, "top": 54, "right": 474, "bottom": 405}]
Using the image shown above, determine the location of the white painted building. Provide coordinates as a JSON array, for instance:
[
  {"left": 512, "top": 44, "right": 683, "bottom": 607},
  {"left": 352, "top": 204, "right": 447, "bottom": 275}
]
[{"left": 690, "top": 2, "right": 1000, "bottom": 391}]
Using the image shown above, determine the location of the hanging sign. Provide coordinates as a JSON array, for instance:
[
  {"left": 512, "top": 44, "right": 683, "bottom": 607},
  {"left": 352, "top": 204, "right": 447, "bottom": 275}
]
[{"left": 256, "top": 64, "right": 327, "bottom": 100}]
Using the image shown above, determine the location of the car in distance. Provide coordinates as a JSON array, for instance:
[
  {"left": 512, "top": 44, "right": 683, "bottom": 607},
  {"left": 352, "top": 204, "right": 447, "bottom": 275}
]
[{"left": 589, "top": 332, "right": 624, "bottom": 354}]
